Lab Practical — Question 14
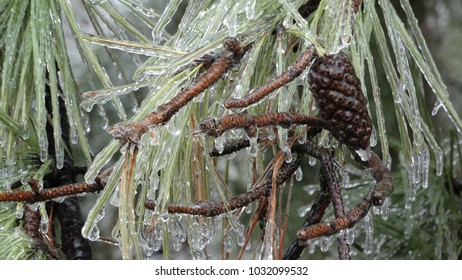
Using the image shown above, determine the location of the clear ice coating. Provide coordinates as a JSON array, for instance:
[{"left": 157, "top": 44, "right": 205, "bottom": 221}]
[
  {"left": 432, "top": 100, "right": 442, "bottom": 116},
  {"left": 169, "top": 218, "right": 186, "bottom": 252},
  {"left": 83, "top": 207, "right": 105, "bottom": 241},
  {"left": 15, "top": 203, "right": 24, "bottom": 219},
  {"left": 320, "top": 235, "right": 333, "bottom": 253},
  {"left": 248, "top": 136, "right": 258, "bottom": 157},
  {"left": 214, "top": 134, "right": 226, "bottom": 154},
  {"left": 244, "top": 0, "right": 257, "bottom": 19},
  {"left": 295, "top": 166, "right": 303, "bottom": 181},
  {"left": 346, "top": 228, "right": 355, "bottom": 245},
  {"left": 363, "top": 211, "right": 373, "bottom": 255},
  {"left": 224, "top": 232, "right": 233, "bottom": 253},
  {"left": 380, "top": 197, "right": 390, "bottom": 220},
  {"left": 356, "top": 148, "right": 372, "bottom": 161}
]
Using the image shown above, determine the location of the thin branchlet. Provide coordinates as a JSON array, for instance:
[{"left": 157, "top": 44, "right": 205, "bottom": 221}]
[
  {"left": 0, "top": 178, "right": 105, "bottom": 204},
  {"left": 199, "top": 112, "right": 328, "bottom": 138},
  {"left": 145, "top": 156, "right": 301, "bottom": 217},
  {"left": 108, "top": 37, "right": 251, "bottom": 145},
  {"left": 224, "top": 47, "right": 316, "bottom": 109}
]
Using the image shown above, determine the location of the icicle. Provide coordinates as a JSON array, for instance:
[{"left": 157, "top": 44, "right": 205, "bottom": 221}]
[
  {"left": 55, "top": 145, "right": 65, "bottom": 170},
  {"left": 435, "top": 148, "right": 444, "bottom": 176},
  {"left": 52, "top": 196, "right": 66, "bottom": 203},
  {"left": 248, "top": 136, "right": 258, "bottom": 158},
  {"left": 431, "top": 100, "right": 442, "bottom": 116},
  {"left": 159, "top": 211, "right": 169, "bottom": 223},
  {"left": 308, "top": 240, "right": 317, "bottom": 254},
  {"left": 214, "top": 134, "right": 226, "bottom": 154},
  {"left": 297, "top": 204, "right": 311, "bottom": 218},
  {"left": 282, "top": 146, "right": 292, "bottom": 163},
  {"left": 152, "top": 0, "right": 182, "bottom": 44},
  {"left": 420, "top": 145, "right": 430, "bottom": 189},
  {"left": 81, "top": 101, "right": 94, "bottom": 113},
  {"left": 151, "top": 222, "right": 163, "bottom": 252},
  {"left": 96, "top": 105, "right": 109, "bottom": 129},
  {"left": 266, "top": 127, "right": 276, "bottom": 141},
  {"left": 224, "top": 232, "right": 233, "bottom": 253},
  {"left": 320, "top": 235, "right": 333, "bottom": 252},
  {"left": 229, "top": 128, "right": 241, "bottom": 140},
  {"left": 308, "top": 156, "right": 317, "bottom": 166},
  {"left": 110, "top": 186, "right": 120, "bottom": 207},
  {"left": 244, "top": 0, "right": 256, "bottom": 19},
  {"left": 297, "top": 127, "right": 307, "bottom": 144},
  {"left": 370, "top": 128, "right": 377, "bottom": 147},
  {"left": 28, "top": 203, "right": 39, "bottom": 212},
  {"left": 346, "top": 227, "right": 355, "bottom": 245},
  {"left": 15, "top": 203, "right": 24, "bottom": 219},
  {"left": 148, "top": 127, "right": 161, "bottom": 146},
  {"left": 295, "top": 166, "right": 303, "bottom": 181},
  {"left": 169, "top": 218, "right": 186, "bottom": 252},
  {"left": 363, "top": 211, "right": 373, "bottom": 255},
  {"left": 224, "top": 4, "right": 238, "bottom": 37},
  {"left": 39, "top": 134, "right": 48, "bottom": 162},
  {"left": 381, "top": 197, "right": 390, "bottom": 220},
  {"left": 245, "top": 202, "right": 253, "bottom": 214},
  {"left": 192, "top": 250, "right": 202, "bottom": 260},
  {"left": 340, "top": 167, "right": 350, "bottom": 189},
  {"left": 228, "top": 216, "right": 246, "bottom": 247},
  {"left": 407, "top": 165, "right": 417, "bottom": 202},
  {"left": 83, "top": 207, "right": 105, "bottom": 241},
  {"left": 356, "top": 148, "right": 372, "bottom": 161},
  {"left": 39, "top": 203, "right": 49, "bottom": 235}
]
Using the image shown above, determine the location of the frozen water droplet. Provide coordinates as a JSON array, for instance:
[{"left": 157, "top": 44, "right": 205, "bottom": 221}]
[
  {"left": 28, "top": 203, "right": 39, "bottom": 212},
  {"left": 169, "top": 218, "right": 185, "bottom": 252},
  {"left": 340, "top": 167, "right": 349, "bottom": 189},
  {"left": 16, "top": 204, "right": 24, "bottom": 219},
  {"left": 309, "top": 156, "right": 317, "bottom": 166},
  {"left": 224, "top": 4, "right": 238, "bottom": 36},
  {"left": 224, "top": 233, "right": 233, "bottom": 253},
  {"left": 245, "top": 0, "right": 256, "bottom": 19},
  {"left": 346, "top": 228, "right": 355, "bottom": 245},
  {"left": 298, "top": 128, "right": 307, "bottom": 144},
  {"left": 295, "top": 166, "right": 303, "bottom": 181},
  {"left": 81, "top": 102, "right": 94, "bottom": 113},
  {"left": 245, "top": 203, "right": 253, "bottom": 214},
  {"left": 282, "top": 146, "right": 292, "bottom": 163},
  {"left": 432, "top": 100, "right": 442, "bottom": 116},
  {"left": 266, "top": 127, "right": 276, "bottom": 141},
  {"left": 82, "top": 207, "right": 105, "bottom": 241},
  {"left": 232, "top": 219, "right": 246, "bottom": 247},
  {"left": 88, "top": 224, "right": 101, "bottom": 241},
  {"left": 159, "top": 211, "right": 169, "bottom": 222},
  {"left": 435, "top": 148, "right": 443, "bottom": 176},
  {"left": 148, "top": 127, "right": 161, "bottom": 146},
  {"left": 356, "top": 149, "right": 372, "bottom": 161},
  {"left": 420, "top": 146, "right": 430, "bottom": 189},
  {"left": 192, "top": 250, "right": 202, "bottom": 260},
  {"left": 370, "top": 129, "right": 377, "bottom": 147},
  {"left": 381, "top": 197, "right": 390, "bottom": 220},
  {"left": 52, "top": 196, "right": 66, "bottom": 203},
  {"left": 214, "top": 134, "right": 226, "bottom": 154},
  {"left": 363, "top": 212, "right": 373, "bottom": 255},
  {"left": 320, "top": 236, "right": 332, "bottom": 252},
  {"left": 248, "top": 137, "right": 258, "bottom": 157},
  {"left": 40, "top": 216, "right": 49, "bottom": 234},
  {"left": 110, "top": 186, "right": 120, "bottom": 207}
]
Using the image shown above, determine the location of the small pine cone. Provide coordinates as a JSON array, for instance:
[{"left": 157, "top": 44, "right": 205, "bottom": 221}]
[{"left": 308, "top": 52, "right": 372, "bottom": 150}]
